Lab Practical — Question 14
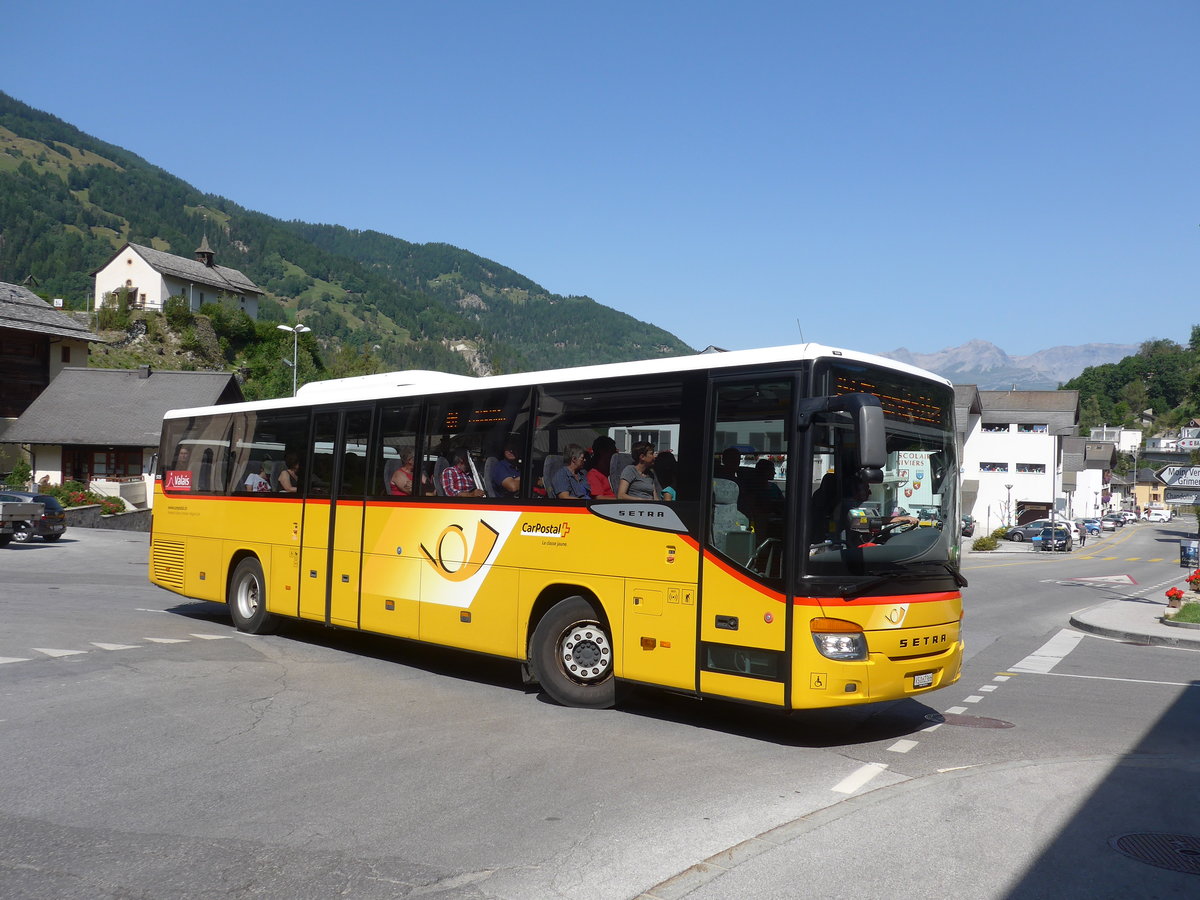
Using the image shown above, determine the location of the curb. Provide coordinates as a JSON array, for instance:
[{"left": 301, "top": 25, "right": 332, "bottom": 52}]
[{"left": 1069, "top": 611, "right": 1200, "bottom": 650}]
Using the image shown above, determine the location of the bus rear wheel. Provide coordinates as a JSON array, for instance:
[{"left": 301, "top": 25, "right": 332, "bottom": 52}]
[
  {"left": 228, "top": 557, "right": 280, "bottom": 635},
  {"left": 530, "top": 597, "right": 616, "bottom": 709}
]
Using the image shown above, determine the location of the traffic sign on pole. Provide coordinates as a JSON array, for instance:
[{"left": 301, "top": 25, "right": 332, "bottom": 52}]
[
  {"left": 1155, "top": 465, "right": 1200, "bottom": 488},
  {"left": 1176, "top": 438, "right": 1200, "bottom": 451}
]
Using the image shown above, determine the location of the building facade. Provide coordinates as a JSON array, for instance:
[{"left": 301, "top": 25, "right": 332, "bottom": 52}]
[{"left": 93, "top": 239, "right": 263, "bottom": 319}]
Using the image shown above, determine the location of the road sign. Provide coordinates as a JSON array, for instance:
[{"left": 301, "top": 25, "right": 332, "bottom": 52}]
[
  {"left": 1176, "top": 438, "right": 1200, "bottom": 451},
  {"left": 1155, "top": 465, "right": 1200, "bottom": 488},
  {"left": 1165, "top": 489, "right": 1200, "bottom": 504}
]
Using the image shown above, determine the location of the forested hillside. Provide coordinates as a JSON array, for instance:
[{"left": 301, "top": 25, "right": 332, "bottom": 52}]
[
  {"left": 0, "top": 92, "right": 692, "bottom": 392},
  {"left": 1064, "top": 333, "right": 1200, "bottom": 433}
]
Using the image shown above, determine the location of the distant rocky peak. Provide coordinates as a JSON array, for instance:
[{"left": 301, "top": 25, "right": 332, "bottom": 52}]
[{"left": 878, "top": 340, "right": 1140, "bottom": 390}]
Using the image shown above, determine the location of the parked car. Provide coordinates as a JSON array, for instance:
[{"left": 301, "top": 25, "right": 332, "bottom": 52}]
[
  {"left": 1077, "top": 518, "right": 1101, "bottom": 536},
  {"left": 1147, "top": 508, "right": 1171, "bottom": 523},
  {"left": 1119, "top": 511, "right": 1138, "bottom": 524},
  {"left": 961, "top": 515, "right": 976, "bottom": 538},
  {"left": 0, "top": 491, "right": 68, "bottom": 542},
  {"left": 1101, "top": 513, "right": 1125, "bottom": 530},
  {"left": 1006, "top": 518, "right": 1057, "bottom": 542},
  {"left": 1037, "top": 526, "right": 1074, "bottom": 552}
]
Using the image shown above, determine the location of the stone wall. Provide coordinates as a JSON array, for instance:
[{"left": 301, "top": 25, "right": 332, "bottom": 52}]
[{"left": 64, "top": 505, "right": 152, "bottom": 532}]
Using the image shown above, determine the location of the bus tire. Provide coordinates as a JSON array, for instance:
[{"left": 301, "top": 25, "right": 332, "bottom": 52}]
[
  {"left": 530, "top": 596, "right": 616, "bottom": 709},
  {"left": 228, "top": 557, "right": 280, "bottom": 635}
]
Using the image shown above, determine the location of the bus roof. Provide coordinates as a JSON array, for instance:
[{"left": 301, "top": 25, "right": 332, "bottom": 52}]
[{"left": 162, "top": 342, "right": 950, "bottom": 421}]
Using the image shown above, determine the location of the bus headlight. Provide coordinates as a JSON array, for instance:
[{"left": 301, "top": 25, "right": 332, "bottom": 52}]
[{"left": 810, "top": 618, "right": 867, "bottom": 661}]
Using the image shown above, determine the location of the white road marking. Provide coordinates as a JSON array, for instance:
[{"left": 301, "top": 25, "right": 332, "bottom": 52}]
[
  {"left": 32, "top": 648, "right": 87, "bottom": 658},
  {"left": 963, "top": 695, "right": 984, "bottom": 703},
  {"left": 135, "top": 608, "right": 169, "bottom": 613},
  {"left": 832, "top": 762, "right": 888, "bottom": 794},
  {"left": 993, "top": 675, "right": 1011, "bottom": 681},
  {"left": 1023, "top": 671, "right": 1199, "bottom": 688},
  {"left": 1010, "top": 629, "right": 1084, "bottom": 673},
  {"left": 979, "top": 685, "right": 997, "bottom": 692},
  {"left": 945, "top": 706, "right": 967, "bottom": 714},
  {"left": 91, "top": 642, "right": 140, "bottom": 651},
  {"left": 189, "top": 634, "right": 231, "bottom": 640},
  {"left": 0, "top": 657, "right": 31, "bottom": 664},
  {"left": 887, "top": 740, "right": 918, "bottom": 753},
  {"left": 143, "top": 637, "right": 188, "bottom": 644},
  {"left": 921, "top": 722, "right": 943, "bottom": 732}
]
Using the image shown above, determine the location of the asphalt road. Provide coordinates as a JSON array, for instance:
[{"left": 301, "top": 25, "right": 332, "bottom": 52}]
[{"left": 2, "top": 525, "right": 1198, "bottom": 899}]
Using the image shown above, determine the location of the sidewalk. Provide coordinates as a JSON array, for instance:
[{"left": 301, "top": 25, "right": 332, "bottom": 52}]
[{"left": 962, "top": 532, "right": 1200, "bottom": 649}]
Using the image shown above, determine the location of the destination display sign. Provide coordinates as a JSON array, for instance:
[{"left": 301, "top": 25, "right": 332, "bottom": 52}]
[{"left": 1155, "top": 466, "right": 1200, "bottom": 488}]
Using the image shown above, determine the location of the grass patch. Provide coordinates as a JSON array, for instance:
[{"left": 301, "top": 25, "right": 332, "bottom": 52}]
[{"left": 1170, "top": 601, "right": 1200, "bottom": 624}]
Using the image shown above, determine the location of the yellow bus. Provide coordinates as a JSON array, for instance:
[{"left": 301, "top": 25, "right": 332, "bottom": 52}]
[{"left": 150, "top": 343, "right": 964, "bottom": 710}]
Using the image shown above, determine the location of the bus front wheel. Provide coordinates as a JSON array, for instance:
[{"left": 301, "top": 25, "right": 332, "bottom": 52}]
[
  {"left": 228, "top": 557, "right": 280, "bottom": 635},
  {"left": 530, "top": 597, "right": 616, "bottom": 709}
]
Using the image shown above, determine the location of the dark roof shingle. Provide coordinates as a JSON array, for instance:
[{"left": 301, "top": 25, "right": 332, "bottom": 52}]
[
  {"left": 0, "top": 368, "right": 242, "bottom": 447},
  {"left": 0, "top": 281, "right": 103, "bottom": 341}
]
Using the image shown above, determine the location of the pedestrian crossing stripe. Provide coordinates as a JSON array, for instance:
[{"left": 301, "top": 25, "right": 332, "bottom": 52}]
[{"left": 32, "top": 648, "right": 87, "bottom": 658}]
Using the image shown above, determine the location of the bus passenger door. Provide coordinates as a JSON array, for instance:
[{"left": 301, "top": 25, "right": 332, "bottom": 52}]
[
  {"left": 699, "top": 377, "right": 794, "bottom": 707},
  {"left": 298, "top": 408, "right": 371, "bottom": 627}
]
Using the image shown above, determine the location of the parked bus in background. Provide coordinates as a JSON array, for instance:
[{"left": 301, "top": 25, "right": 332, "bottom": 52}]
[{"left": 149, "top": 343, "right": 964, "bottom": 712}]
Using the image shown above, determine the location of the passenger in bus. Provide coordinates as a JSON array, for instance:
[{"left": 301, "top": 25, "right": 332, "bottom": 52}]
[
  {"left": 278, "top": 453, "right": 301, "bottom": 493},
  {"left": 653, "top": 451, "right": 678, "bottom": 501},
  {"left": 388, "top": 446, "right": 418, "bottom": 496},
  {"left": 586, "top": 436, "right": 617, "bottom": 498},
  {"left": 618, "top": 441, "right": 660, "bottom": 500},
  {"left": 441, "top": 448, "right": 485, "bottom": 498},
  {"left": 740, "top": 458, "right": 782, "bottom": 530},
  {"left": 172, "top": 444, "right": 192, "bottom": 471},
  {"left": 551, "top": 444, "right": 591, "bottom": 499},
  {"left": 491, "top": 439, "right": 522, "bottom": 497},
  {"left": 244, "top": 461, "right": 272, "bottom": 492},
  {"left": 714, "top": 447, "right": 743, "bottom": 481}
]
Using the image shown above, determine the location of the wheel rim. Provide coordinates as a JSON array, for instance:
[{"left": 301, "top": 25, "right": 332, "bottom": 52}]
[
  {"left": 235, "top": 571, "right": 261, "bottom": 620},
  {"left": 13, "top": 525, "right": 31, "bottom": 543},
  {"left": 557, "top": 620, "right": 611, "bottom": 684}
]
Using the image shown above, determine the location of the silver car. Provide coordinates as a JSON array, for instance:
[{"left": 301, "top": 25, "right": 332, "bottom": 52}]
[{"left": 1006, "top": 518, "right": 1056, "bottom": 542}]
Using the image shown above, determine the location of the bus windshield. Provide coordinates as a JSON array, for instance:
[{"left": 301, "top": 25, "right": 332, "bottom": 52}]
[{"left": 805, "top": 360, "right": 960, "bottom": 582}]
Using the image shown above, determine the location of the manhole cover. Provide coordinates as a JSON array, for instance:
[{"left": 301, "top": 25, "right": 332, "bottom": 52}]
[
  {"left": 1110, "top": 833, "right": 1200, "bottom": 875},
  {"left": 925, "top": 712, "right": 1014, "bottom": 729}
]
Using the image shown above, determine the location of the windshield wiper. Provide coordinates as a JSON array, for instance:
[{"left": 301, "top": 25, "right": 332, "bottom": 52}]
[{"left": 814, "top": 562, "right": 966, "bottom": 600}]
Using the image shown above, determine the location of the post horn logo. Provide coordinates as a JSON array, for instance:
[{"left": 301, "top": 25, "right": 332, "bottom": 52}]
[{"left": 421, "top": 520, "right": 500, "bottom": 582}]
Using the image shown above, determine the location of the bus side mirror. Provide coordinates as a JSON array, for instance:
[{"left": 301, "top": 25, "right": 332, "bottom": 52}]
[
  {"left": 856, "top": 403, "right": 885, "bottom": 472},
  {"left": 796, "top": 392, "right": 886, "bottom": 481}
]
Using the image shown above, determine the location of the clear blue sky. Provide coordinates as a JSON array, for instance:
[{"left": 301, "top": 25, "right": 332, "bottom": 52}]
[{"left": 6, "top": 1, "right": 1197, "bottom": 356}]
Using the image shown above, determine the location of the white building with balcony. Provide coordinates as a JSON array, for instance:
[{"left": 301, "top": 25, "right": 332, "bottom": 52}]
[{"left": 960, "top": 389, "right": 1080, "bottom": 533}]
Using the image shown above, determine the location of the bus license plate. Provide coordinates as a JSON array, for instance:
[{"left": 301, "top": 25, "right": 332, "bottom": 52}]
[{"left": 913, "top": 672, "right": 934, "bottom": 689}]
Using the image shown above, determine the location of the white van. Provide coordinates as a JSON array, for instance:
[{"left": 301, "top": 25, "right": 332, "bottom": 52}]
[{"left": 1147, "top": 508, "right": 1171, "bottom": 523}]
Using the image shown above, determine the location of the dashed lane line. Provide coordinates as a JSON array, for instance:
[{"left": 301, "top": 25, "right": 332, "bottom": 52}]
[{"left": 831, "top": 762, "right": 889, "bottom": 794}]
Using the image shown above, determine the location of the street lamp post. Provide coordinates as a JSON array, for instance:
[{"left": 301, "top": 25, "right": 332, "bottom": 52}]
[
  {"left": 1005, "top": 483, "right": 1014, "bottom": 527},
  {"left": 277, "top": 323, "right": 311, "bottom": 397}
]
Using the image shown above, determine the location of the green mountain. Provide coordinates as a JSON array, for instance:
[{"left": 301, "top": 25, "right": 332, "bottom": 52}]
[{"left": 0, "top": 91, "right": 693, "bottom": 389}]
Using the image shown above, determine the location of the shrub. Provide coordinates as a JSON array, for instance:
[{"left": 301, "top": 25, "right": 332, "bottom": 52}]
[
  {"left": 972, "top": 535, "right": 998, "bottom": 552},
  {"left": 163, "top": 295, "right": 194, "bottom": 330},
  {"left": 4, "top": 459, "right": 32, "bottom": 488},
  {"left": 990, "top": 527, "right": 1010, "bottom": 540},
  {"left": 40, "top": 482, "right": 126, "bottom": 514}
]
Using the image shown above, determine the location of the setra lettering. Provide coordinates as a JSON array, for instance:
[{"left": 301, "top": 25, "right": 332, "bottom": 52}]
[
  {"left": 899, "top": 634, "right": 947, "bottom": 649},
  {"left": 617, "top": 509, "right": 664, "bottom": 519}
]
